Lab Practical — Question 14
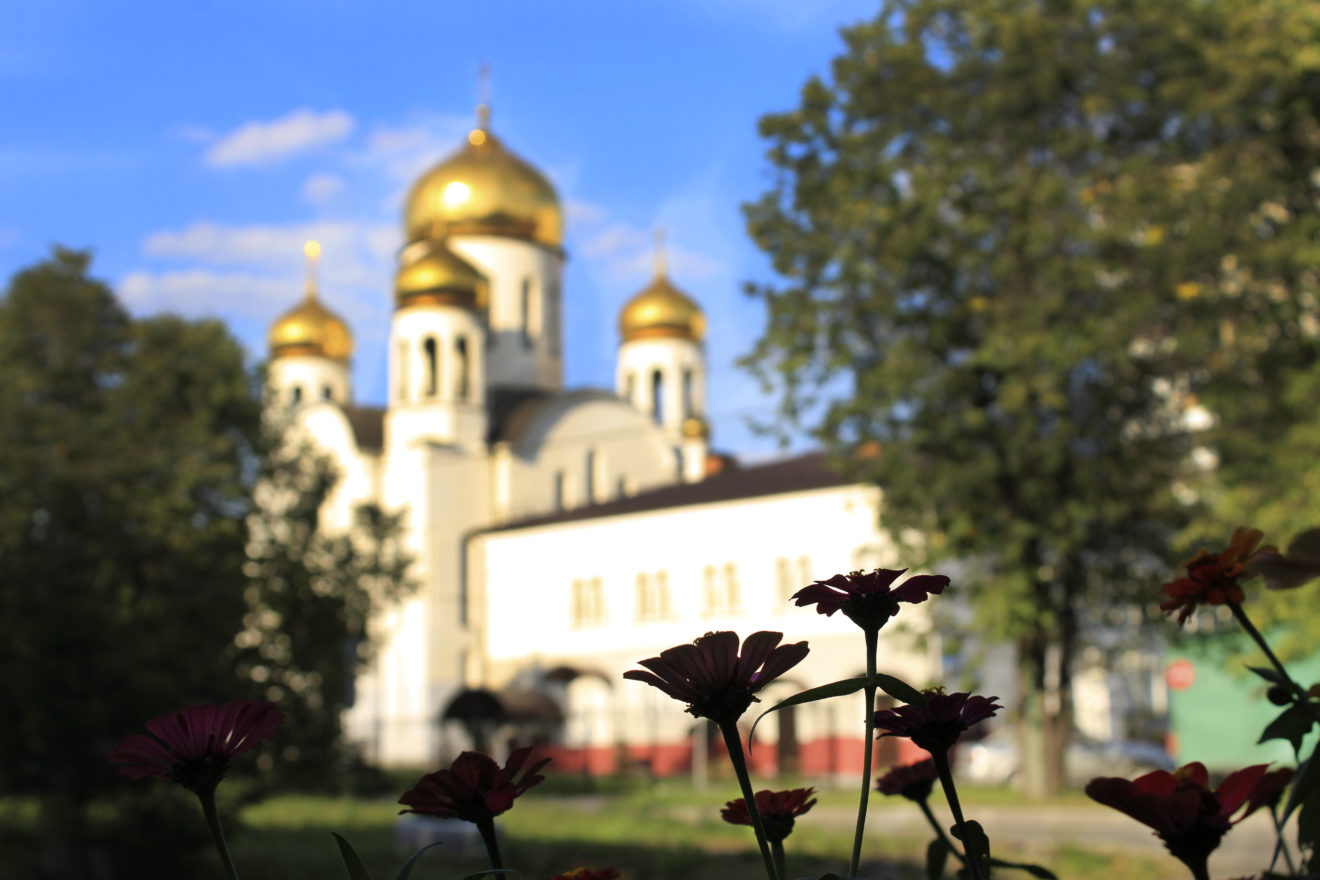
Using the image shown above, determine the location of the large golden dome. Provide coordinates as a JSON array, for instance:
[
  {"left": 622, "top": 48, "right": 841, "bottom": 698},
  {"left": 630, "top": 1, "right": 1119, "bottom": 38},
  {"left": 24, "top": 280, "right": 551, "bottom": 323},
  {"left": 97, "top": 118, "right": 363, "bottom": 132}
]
[
  {"left": 269, "top": 243, "right": 354, "bottom": 361},
  {"left": 619, "top": 273, "right": 706, "bottom": 343},
  {"left": 404, "top": 112, "right": 562, "bottom": 249},
  {"left": 394, "top": 239, "right": 488, "bottom": 312}
]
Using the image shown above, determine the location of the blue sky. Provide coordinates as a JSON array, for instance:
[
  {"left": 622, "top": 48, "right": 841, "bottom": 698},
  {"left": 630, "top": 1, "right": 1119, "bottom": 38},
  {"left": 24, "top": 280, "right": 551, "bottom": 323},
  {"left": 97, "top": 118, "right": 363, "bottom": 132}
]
[{"left": 0, "top": 0, "right": 876, "bottom": 458}]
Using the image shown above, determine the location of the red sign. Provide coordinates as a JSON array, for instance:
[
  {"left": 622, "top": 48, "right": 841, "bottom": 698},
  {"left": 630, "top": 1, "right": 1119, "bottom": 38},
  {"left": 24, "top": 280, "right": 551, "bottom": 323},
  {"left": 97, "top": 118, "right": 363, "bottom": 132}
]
[{"left": 1166, "top": 659, "right": 1196, "bottom": 691}]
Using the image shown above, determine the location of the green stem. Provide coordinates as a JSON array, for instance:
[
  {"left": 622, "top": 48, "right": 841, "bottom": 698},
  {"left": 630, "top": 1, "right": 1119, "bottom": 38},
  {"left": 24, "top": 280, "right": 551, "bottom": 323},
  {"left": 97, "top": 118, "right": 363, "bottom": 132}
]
[
  {"left": 931, "top": 750, "right": 985, "bottom": 880},
  {"left": 771, "top": 837, "right": 786, "bottom": 880},
  {"left": 1270, "top": 804, "right": 1297, "bottom": 875},
  {"left": 916, "top": 798, "right": 966, "bottom": 865},
  {"left": 198, "top": 788, "right": 241, "bottom": 880},
  {"left": 850, "top": 627, "right": 879, "bottom": 878},
  {"left": 1228, "top": 600, "right": 1320, "bottom": 724},
  {"left": 475, "top": 816, "right": 503, "bottom": 870},
  {"left": 719, "top": 721, "right": 782, "bottom": 880}
]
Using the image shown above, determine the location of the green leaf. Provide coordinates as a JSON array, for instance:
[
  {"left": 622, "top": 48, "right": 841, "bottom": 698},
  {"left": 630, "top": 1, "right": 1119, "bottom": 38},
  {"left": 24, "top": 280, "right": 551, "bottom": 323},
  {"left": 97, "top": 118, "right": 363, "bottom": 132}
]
[
  {"left": 988, "top": 856, "right": 1059, "bottom": 879},
  {"left": 926, "top": 837, "right": 951, "bottom": 880},
  {"left": 950, "top": 821, "right": 990, "bottom": 878},
  {"left": 1259, "top": 703, "right": 1316, "bottom": 758},
  {"left": 331, "top": 832, "right": 376, "bottom": 880},
  {"left": 1248, "top": 665, "right": 1289, "bottom": 685},
  {"left": 750, "top": 674, "right": 927, "bottom": 739},
  {"left": 1283, "top": 752, "right": 1320, "bottom": 834},
  {"left": 395, "top": 842, "right": 444, "bottom": 880}
]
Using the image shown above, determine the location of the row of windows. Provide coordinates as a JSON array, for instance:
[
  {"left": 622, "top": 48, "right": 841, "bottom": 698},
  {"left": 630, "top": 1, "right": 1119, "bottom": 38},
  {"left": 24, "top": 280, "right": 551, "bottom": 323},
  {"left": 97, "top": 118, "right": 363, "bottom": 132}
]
[
  {"left": 397, "top": 335, "right": 472, "bottom": 402},
  {"left": 552, "top": 450, "right": 636, "bottom": 512},
  {"left": 622, "top": 368, "right": 697, "bottom": 423},
  {"left": 567, "top": 557, "right": 812, "bottom": 629},
  {"left": 289, "top": 383, "right": 336, "bottom": 405}
]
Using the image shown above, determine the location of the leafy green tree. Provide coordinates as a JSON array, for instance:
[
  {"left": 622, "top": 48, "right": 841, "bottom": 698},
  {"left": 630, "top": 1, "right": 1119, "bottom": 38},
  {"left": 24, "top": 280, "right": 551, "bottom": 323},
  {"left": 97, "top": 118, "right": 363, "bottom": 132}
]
[
  {"left": 743, "top": 0, "right": 1320, "bottom": 793},
  {"left": 240, "top": 439, "right": 413, "bottom": 790},
  {"left": 0, "top": 248, "right": 263, "bottom": 874}
]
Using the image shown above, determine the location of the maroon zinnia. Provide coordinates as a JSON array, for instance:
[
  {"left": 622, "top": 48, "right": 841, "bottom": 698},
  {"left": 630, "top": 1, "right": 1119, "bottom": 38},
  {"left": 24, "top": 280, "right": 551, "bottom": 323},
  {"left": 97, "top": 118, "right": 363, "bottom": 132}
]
[
  {"left": 540, "top": 869, "right": 621, "bottom": 880},
  {"left": 873, "top": 689, "right": 1000, "bottom": 755},
  {"left": 1086, "top": 762, "right": 1292, "bottom": 880},
  {"left": 399, "top": 748, "right": 549, "bottom": 823},
  {"left": 876, "top": 758, "right": 939, "bottom": 802},
  {"left": 721, "top": 787, "right": 817, "bottom": 843},
  {"left": 793, "top": 568, "right": 949, "bottom": 633},
  {"left": 108, "top": 699, "right": 283, "bottom": 796},
  {"left": 623, "top": 631, "right": 809, "bottom": 726},
  {"left": 1160, "top": 527, "right": 1274, "bottom": 625}
]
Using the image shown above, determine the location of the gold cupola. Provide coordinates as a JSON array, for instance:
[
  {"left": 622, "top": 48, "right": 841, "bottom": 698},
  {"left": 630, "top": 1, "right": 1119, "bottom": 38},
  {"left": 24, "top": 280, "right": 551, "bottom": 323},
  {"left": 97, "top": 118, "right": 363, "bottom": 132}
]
[
  {"left": 268, "top": 241, "right": 354, "bottom": 361},
  {"left": 403, "top": 104, "right": 563, "bottom": 250},
  {"left": 619, "top": 232, "right": 706, "bottom": 343},
  {"left": 394, "top": 238, "right": 489, "bottom": 312}
]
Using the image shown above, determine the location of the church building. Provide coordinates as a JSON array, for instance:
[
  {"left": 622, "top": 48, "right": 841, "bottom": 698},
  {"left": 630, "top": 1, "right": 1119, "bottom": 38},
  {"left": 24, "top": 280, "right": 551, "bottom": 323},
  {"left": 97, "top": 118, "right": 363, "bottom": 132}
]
[{"left": 263, "top": 103, "right": 946, "bottom": 777}]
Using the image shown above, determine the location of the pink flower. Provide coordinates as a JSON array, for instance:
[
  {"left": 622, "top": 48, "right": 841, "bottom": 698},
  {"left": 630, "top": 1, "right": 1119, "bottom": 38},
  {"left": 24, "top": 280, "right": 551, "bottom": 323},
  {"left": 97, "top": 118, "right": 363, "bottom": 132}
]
[
  {"left": 107, "top": 699, "right": 283, "bottom": 795},
  {"left": 793, "top": 568, "right": 948, "bottom": 633},
  {"left": 1086, "top": 762, "right": 1292, "bottom": 879},
  {"left": 876, "top": 758, "right": 939, "bottom": 802},
  {"left": 623, "top": 631, "right": 809, "bottom": 725},
  {"left": 872, "top": 689, "right": 1000, "bottom": 755},
  {"left": 721, "top": 787, "right": 817, "bottom": 843},
  {"left": 399, "top": 748, "right": 549, "bottom": 823}
]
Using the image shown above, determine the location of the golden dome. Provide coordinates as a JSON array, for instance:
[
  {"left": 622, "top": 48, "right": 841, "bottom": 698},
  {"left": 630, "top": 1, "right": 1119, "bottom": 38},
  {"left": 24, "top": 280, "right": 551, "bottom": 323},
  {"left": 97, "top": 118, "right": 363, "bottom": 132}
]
[
  {"left": 404, "top": 112, "right": 562, "bottom": 250},
  {"left": 681, "top": 415, "right": 710, "bottom": 440},
  {"left": 619, "top": 275, "right": 706, "bottom": 343},
  {"left": 394, "top": 239, "right": 488, "bottom": 312},
  {"left": 269, "top": 242, "right": 353, "bottom": 361}
]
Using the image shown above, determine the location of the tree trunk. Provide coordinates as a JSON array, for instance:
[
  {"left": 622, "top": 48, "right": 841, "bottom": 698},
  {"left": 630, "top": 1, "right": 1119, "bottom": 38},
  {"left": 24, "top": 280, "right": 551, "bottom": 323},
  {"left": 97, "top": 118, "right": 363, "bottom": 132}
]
[{"left": 1016, "top": 628, "right": 1072, "bottom": 798}]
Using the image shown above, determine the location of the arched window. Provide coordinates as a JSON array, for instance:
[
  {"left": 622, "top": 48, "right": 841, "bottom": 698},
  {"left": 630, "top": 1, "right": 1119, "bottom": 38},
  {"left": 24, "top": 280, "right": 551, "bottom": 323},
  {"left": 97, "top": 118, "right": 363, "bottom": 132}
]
[
  {"left": 585, "top": 449, "right": 597, "bottom": 503},
  {"left": 423, "top": 337, "right": 438, "bottom": 397},
  {"left": 322, "top": 385, "right": 333, "bottom": 401},
  {"left": 682, "top": 368, "right": 694, "bottom": 417},
  {"left": 396, "top": 341, "right": 409, "bottom": 400},
  {"left": 554, "top": 470, "right": 567, "bottom": 511},
  {"left": 624, "top": 371, "right": 636, "bottom": 404},
  {"left": 651, "top": 369, "right": 664, "bottom": 423},
  {"left": 291, "top": 385, "right": 303, "bottom": 404},
  {"left": 455, "top": 335, "right": 469, "bottom": 400},
  {"left": 520, "top": 277, "right": 533, "bottom": 347}
]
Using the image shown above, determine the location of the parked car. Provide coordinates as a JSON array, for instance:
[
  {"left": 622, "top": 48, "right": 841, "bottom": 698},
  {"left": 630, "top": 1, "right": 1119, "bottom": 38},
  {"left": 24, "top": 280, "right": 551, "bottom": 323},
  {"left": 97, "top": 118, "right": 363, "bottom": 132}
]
[{"left": 954, "top": 727, "right": 1174, "bottom": 788}]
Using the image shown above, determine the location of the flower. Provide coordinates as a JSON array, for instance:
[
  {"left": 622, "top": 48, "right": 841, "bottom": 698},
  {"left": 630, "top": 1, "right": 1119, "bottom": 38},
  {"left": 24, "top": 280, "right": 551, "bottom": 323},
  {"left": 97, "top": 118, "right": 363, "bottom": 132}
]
[
  {"left": 623, "top": 631, "right": 809, "bottom": 726},
  {"left": 107, "top": 699, "right": 283, "bottom": 796},
  {"left": 399, "top": 748, "right": 550, "bottom": 823},
  {"left": 872, "top": 689, "right": 1000, "bottom": 755},
  {"left": 792, "top": 568, "right": 949, "bottom": 633},
  {"left": 1086, "top": 762, "right": 1292, "bottom": 878},
  {"left": 876, "top": 758, "right": 939, "bottom": 802},
  {"left": 541, "top": 869, "right": 620, "bottom": 880},
  {"left": 721, "top": 787, "right": 817, "bottom": 843},
  {"left": 1160, "top": 527, "right": 1275, "bottom": 625}
]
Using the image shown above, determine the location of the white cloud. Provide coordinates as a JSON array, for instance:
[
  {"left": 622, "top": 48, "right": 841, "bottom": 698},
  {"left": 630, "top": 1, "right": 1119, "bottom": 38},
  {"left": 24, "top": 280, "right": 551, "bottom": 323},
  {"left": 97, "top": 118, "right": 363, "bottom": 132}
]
[
  {"left": 142, "top": 220, "right": 392, "bottom": 269},
  {"left": 205, "top": 108, "right": 355, "bottom": 168},
  {"left": 118, "top": 269, "right": 296, "bottom": 319},
  {"left": 576, "top": 220, "right": 724, "bottom": 284},
  {"left": 580, "top": 223, "right": 649, "bottom": 260},
  {"left": 566, "top": 199, "right": 607, "bottom": 226},
  {"left": 301, "top": 173, "right": 344, "bottom": 206}
]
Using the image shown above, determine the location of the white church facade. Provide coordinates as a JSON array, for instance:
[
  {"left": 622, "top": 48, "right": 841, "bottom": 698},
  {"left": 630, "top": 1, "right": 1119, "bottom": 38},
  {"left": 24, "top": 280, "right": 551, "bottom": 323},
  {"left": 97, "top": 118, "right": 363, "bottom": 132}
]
[{"left": 261, "top": 106, "right": 1145, "bottom": 777}]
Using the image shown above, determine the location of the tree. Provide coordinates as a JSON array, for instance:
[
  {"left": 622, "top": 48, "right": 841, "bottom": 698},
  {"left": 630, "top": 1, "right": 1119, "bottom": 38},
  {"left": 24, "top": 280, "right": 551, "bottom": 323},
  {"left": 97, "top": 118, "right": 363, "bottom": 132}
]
[
  {"left": 0, "top": 248, "right": 263, "bottom": 874},
  {"left": 240, "top": 438, "right": 413, "bottom": 790},
  {"left": 743, "top": 0, "right": 1320, "bottom": 794}
]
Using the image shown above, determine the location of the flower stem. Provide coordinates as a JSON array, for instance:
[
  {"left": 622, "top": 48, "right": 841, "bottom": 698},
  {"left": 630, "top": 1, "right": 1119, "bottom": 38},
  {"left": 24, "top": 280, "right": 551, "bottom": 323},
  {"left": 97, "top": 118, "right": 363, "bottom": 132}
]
[
  {"left": 1270, "top": 804, "right": 1297, "bottom": 875},
  {"left": 771, "top": 837, "right": 786, "bottom": 880},
  {"left": 475, "top": 816, "right": 503, "bottom": 870},
  {"left": 931, "top": 750, "right": 985, "bottom": 880},
  {"left": 198, "top": 789, "right": 241, "bottom": 880},
  {"left": 916, "top": 798, "right": 966, "bottom": 866},
  {"left": 850, "top": 627, "right": 879, "bottom": 878},
  {"left": 719, "top": 721, "right": 781, "bottom": 880},
  {"left": 1228, "top": 601, "right": 1320, "bottom": 723}
]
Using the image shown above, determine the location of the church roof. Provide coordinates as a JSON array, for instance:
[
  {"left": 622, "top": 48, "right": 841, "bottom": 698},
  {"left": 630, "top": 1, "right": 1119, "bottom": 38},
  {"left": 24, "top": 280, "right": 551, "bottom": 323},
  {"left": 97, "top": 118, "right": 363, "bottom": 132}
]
[
  {"left": 342, "top": 405, "right": 386, "bottom": 453},
  {"left": 480, "top": 451, "right": 851, "bottom": 534}
]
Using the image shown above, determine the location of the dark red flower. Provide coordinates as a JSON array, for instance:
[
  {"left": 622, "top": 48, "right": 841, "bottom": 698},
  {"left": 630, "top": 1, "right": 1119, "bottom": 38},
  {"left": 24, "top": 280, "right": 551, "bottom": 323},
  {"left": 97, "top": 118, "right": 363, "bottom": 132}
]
[
  {"left": 541, "top": 869, "right": 621, "bottom": 880},
  {"left": 721, "top": 787, "right": 817, "bottom": 843},
  {"left": 108, "top": 699, "right": 283, "bottom": 796},
  {"left": 873, "top": 689, "right": 1000, "bottom": 755},
  {"left": 1086, "top": 762, "right": 1292, "bottom": 878},
  {"left": 793, "top": 568, "right": 948, "bottom": 633},
  {"left": 1161, "top": 527, "right": 1274, "bottom": 625},
  {"left": 876, "top": 758, "right": 939, "bottom": 802},
  {"left": 399, "top": 748, "right": 550, "bottom": 823},
  {"left": 623, "top": 631, "right": 809, "bottom": 726}
]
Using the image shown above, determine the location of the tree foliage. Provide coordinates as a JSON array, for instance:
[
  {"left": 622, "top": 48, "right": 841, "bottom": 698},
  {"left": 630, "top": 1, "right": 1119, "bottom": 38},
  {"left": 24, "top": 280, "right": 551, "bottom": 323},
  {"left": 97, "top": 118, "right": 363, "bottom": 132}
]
[{"left": 743, "top": 0, "right": 1320, "bottom": 792}]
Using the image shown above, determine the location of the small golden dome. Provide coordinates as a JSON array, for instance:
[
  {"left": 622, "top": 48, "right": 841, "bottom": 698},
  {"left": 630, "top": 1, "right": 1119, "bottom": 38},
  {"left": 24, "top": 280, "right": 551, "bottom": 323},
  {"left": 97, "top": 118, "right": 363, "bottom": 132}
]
[
  {"left": 404, "top": 113, "right": 562, "bottom": 250},
  {"left": 681, "top": 415, "right": 710, "bottom": 440},
  {"left": 619, "top": 275, "right": 706, "bottom": 343},
  {"left": 394, "top": 239, "right": 488, "bottom": 312},
  {"left": 269, "top": 242, "right": 353, "bottom": 361}
]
